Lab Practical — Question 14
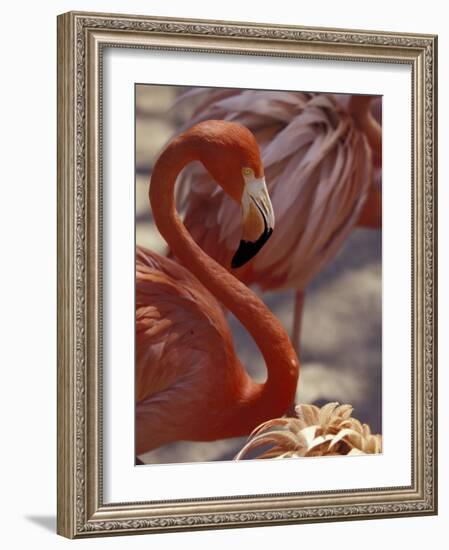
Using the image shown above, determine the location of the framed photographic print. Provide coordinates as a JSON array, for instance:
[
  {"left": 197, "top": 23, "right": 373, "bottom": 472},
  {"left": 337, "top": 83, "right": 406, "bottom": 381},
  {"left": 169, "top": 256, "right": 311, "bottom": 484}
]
[{"left": 57, "top": 11, "right": 438, "bottom": 538}]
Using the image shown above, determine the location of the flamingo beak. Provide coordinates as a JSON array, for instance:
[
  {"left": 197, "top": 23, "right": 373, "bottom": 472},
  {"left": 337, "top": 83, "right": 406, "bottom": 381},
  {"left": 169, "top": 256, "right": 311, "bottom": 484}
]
[{"left": 231, "top": 177, "right": 275, "bottom": 269}]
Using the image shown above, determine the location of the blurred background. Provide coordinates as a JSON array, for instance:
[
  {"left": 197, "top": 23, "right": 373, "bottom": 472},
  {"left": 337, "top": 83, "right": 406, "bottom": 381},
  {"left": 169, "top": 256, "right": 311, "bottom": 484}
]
[{"left": 136, "top": 85, "right": 382, "bottom": 465}]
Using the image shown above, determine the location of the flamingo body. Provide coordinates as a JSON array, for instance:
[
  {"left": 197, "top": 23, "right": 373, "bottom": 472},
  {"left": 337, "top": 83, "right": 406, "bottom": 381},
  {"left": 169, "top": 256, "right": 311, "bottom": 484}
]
[
  {"left": 136, "top": 246, "right": 250, "bottom": 453},
  {"left": 176, "top": 91, "right": 378, "bottom": 291}
]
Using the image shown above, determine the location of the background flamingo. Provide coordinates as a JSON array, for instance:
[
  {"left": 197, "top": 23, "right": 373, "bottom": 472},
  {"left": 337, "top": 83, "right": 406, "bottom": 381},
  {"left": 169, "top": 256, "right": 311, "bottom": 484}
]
[
  {"left": 136, "top": 120, "right": 299, "bottom": 458},
  {"left": 173, "top": 90, "right": 381, "bottom": 351}
]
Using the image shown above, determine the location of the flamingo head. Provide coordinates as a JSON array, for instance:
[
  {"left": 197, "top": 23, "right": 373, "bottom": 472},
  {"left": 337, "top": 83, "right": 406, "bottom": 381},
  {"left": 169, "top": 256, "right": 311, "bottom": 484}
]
[{"left": 186, "top": 120, "right": 275, "bottom": 268}]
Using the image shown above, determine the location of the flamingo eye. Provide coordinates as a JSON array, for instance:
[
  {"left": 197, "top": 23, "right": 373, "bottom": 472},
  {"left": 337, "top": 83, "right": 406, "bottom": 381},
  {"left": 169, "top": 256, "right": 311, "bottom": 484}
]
[{"left": 242, "top": 167, "right": 254, "bottom": 178}]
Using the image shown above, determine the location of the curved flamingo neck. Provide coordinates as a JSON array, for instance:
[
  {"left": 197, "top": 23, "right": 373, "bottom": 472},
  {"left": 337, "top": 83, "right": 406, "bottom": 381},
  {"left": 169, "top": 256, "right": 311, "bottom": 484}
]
[
  {"left": 348, "top": 96, "right": 381, "bottom": 164},
  {"left": 349, "top": 96, "right": 382, "bottom": 229},
  {"left": 149, "top": 135, "right": 299, "bottom": 432}
]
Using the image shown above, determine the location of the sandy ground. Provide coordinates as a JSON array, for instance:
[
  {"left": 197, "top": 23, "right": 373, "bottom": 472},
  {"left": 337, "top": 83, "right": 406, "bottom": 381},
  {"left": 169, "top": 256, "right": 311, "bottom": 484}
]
[{"left": 135, "top": 85, "right": 382, "bottom": 465}]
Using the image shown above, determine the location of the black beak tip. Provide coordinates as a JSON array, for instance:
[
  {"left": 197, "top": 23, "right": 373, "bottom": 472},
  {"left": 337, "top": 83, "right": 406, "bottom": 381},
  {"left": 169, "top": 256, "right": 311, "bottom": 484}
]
[{"left": 231, "top": 228, "right": 273, "bottom": 269}]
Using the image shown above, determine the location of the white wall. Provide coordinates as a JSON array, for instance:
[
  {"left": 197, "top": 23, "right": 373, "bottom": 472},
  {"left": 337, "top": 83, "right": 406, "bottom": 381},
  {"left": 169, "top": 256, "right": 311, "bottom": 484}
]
[{"left": 0, "top": 1, "right": 446, "bottom": 548}]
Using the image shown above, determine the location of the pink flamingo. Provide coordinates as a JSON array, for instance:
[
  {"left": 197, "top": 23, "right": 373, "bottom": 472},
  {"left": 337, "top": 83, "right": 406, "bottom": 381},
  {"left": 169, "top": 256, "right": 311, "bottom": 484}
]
[
  {"left": 174, "top": 91, "right": 381, "bottom": 351},
  {"left": 136, "top": 120, "right": 300, "bottom": 456}
]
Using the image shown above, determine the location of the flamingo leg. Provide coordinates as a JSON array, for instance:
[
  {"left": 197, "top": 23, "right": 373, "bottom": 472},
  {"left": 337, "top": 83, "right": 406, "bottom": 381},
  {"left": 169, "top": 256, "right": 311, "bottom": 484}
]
[
  {"left": 291, "top": 290, "right": 305, "bottom": 355},
  {"left": 283, "top": 290, "right": 304, "bottom": 417}
]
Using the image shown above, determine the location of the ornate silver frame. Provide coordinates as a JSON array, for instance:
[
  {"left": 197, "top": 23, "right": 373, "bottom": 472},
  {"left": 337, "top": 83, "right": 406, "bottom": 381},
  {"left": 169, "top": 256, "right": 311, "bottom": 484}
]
[{"left": 57, "top": 11, "right": 438, "bottom": 538}]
